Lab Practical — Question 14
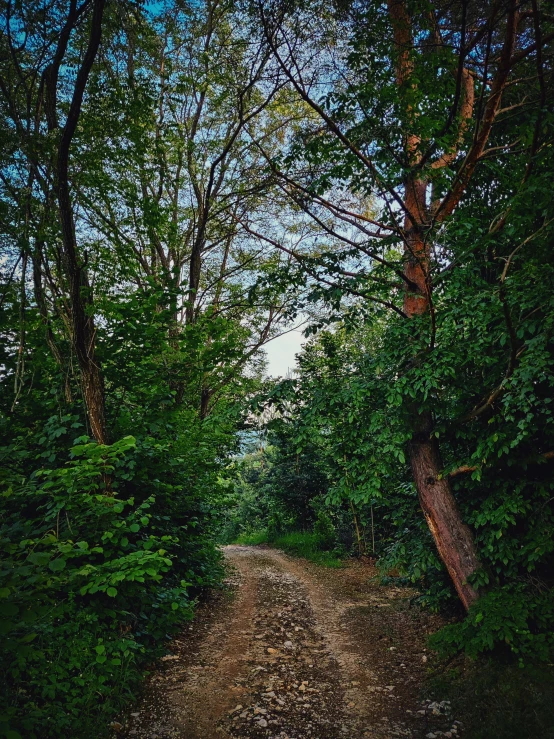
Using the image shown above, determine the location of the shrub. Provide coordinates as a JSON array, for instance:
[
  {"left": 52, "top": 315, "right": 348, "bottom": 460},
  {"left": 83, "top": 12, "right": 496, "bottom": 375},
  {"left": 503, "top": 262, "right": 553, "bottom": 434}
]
[
  {"left": 0, "top": 430, "right": 223, "bottom": 738},
  {"left": 313, "top": 510, "right": 337, "bottom": 551}
]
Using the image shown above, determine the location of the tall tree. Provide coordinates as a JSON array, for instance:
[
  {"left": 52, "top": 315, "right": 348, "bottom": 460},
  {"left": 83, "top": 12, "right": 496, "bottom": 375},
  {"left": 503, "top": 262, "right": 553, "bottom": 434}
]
[
  {"left": 256, "top": 0, "right": 553, "bottom": 608},
  {"left": 1, "top": 0, "right": 109, "bottom": 442},
  {"left": 75, "top": 0, "right": 303, "bottom": 416}
]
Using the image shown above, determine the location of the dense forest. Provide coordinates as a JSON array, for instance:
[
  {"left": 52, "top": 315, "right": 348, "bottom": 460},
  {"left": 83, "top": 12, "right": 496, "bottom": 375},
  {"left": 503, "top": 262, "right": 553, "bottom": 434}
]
[{"left": 0, "top": 0, "right": 553, "bottom": 737}]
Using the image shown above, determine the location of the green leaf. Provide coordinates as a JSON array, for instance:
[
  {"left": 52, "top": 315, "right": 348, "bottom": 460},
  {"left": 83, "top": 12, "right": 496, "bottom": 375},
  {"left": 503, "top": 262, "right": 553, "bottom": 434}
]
[
  {"left": 19, "top": 632, "right": 38, "bottom": 643},
  {"left": 48, "top": 558, "right": 67, "bottom": 572},
  {"left": 106, "top": 587, "right": 118, "bottom": 597},
  {"left": 0, "top": 603, "right": 18, "bottom": 618},
  {"left": 28, "top": 551, "right": 51, "bottom": 566}
]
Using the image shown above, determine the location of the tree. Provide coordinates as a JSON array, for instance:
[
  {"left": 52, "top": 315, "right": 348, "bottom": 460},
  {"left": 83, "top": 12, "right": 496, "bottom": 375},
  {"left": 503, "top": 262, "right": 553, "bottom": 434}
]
[
  {"left": 254, "top": 0, "right": 554, "bottom": 610},
  {"left": 75, "top": 0, "right": 308, "bottom": 416},
  {"left": 1, "top": 0, "right": 110, "bottom": 442}
]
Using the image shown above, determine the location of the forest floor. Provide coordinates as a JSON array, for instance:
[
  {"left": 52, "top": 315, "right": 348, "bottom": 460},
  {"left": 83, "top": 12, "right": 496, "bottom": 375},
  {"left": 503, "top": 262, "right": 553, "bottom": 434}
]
[{"left": 113, "top": 545, "right": 463, "bottom": 739}]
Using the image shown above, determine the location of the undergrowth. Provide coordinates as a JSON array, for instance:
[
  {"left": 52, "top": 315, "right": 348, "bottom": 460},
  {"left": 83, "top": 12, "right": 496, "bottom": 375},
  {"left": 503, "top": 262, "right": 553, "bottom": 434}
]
[
  {"left": 425, "top": 657, "right": 554, "bottom": 739},
  {"left": 233, "top": 530, "right": 270, "bottom": 546}
]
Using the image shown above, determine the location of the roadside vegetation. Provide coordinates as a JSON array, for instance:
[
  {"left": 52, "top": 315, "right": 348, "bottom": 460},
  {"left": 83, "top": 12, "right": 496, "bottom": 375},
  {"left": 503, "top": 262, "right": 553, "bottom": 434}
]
[{"left": 426, "top": 658, "right": 554, "bottom": 739}]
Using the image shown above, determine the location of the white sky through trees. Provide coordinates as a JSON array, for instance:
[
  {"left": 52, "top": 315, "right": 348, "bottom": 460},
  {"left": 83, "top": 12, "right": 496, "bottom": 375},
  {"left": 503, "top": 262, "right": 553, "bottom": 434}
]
[{"left": 263, "top": 326, "right": 305, "bottom": 377}]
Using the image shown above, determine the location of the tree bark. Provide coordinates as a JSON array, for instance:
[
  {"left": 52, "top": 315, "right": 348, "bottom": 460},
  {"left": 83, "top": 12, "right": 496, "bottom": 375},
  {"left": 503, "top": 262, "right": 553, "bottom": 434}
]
[
  {"left": 402, "top": 184, "right": 481, "bottom": 609},
  {"left": 409, "top": 411, "right": 481, "bottom": 610},
  {"left": 401, "top": 173, "right": 481, "bottom": 609}
]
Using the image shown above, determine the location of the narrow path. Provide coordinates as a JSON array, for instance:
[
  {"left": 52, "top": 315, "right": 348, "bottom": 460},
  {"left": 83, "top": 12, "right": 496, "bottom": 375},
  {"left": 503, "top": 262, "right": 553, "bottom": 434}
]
[{"left": 116, "top": 546, "right": 460, "bottom": 739}]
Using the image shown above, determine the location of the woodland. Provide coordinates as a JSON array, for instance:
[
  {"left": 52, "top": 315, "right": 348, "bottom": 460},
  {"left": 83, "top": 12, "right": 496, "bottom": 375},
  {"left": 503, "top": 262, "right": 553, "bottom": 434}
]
[{"left": 0, "top": 0, "right": 553, "bottom": 737}]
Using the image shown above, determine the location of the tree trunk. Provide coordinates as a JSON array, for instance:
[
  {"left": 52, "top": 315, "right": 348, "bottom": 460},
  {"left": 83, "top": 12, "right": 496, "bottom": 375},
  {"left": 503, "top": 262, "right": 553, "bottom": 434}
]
[
  {"left": 186, "top": 237, "right": 203, "bottom": 324},
  {"left": 200, "top": 386, "right": 211, "bottom": 419},
  {"left": 80, "top": 353, "right": 108, "bottom": 444},
  {"left": 386, "top": 0, "right": 483, "bottom": 610},
  {"left": 402, "top": 173, "right": 481, "bottom": 610},
  {"left": 409, "top": 411, "right": 481, "bottom": 610},
  {"left": 54, "top": 0, "right": 109, "bottom": 444}
]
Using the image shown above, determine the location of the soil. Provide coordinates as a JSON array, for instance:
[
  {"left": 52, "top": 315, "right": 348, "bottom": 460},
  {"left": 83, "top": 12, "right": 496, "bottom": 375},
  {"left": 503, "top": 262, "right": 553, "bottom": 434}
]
[{"left": 113, "top": 546, "right": 463, "bottom": 739}]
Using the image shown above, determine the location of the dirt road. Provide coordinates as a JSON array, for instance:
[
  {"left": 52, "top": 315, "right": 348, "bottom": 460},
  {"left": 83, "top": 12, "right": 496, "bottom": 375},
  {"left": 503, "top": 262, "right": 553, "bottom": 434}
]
[{"left": 117, "top": 546, "right": 461, "bottom": 739}]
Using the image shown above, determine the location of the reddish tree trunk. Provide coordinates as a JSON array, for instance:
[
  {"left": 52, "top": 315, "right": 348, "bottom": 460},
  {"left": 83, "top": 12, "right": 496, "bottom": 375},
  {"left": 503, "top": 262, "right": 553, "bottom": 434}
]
[
  {"left": 387, "top": 0, "right": 482, "bottom": 610},
  {"left": 409, "top": 410, "right": 481, "bottom": 610},
  {"left": 402, "top": 173, "right": 481, "bottom": 610}
]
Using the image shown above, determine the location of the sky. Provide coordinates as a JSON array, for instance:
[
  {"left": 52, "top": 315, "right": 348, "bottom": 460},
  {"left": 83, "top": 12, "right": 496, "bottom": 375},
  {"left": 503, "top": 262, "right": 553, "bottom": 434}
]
[{"left": 263, "top": 326, "right": 306, "bottom": 377}]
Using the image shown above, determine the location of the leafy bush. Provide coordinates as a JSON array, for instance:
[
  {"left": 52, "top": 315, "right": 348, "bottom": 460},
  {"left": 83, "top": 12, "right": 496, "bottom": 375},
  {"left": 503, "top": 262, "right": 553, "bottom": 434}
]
[
  {"left": 0, "top": 425, "right": 225, "bottom": 738},
  {"left": 313, "top": 509, "right": 337, "bottom": 551},
  {"left": 430, "top": 584, "right": 554, "bottom": 662}
]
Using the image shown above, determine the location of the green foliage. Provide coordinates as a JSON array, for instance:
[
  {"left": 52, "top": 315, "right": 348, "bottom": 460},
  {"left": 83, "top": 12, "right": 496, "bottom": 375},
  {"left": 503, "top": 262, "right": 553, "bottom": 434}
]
[
  {"left": 0, "top": 436, "right": 180, "bottom": 736},
  {"left": 430, "top": 585, "right": 554, "bottom": 662},
  {"left": 0, "top": 415, "right": 231, "bottom": 738},
  {"left": 312, "top": 509, "right": 337, "bottom": 551}
]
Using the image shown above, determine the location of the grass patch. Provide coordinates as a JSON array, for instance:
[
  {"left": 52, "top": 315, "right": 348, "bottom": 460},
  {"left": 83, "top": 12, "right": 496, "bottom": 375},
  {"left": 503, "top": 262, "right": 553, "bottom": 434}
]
[
  {"left": 426, "top": 657, "right": 554, "bottom": 739},
  {"left": 233, "top": 530, "right": 269, "bottom": 546},
  {"left": 272, "top": 531, "right": 344, "bottom": 567},
  {"left": 273, "top": 532, "right": 343, "bottom": 567},
  {"left": 231, "top": 530, "right": 344, "bottom": 567}
]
